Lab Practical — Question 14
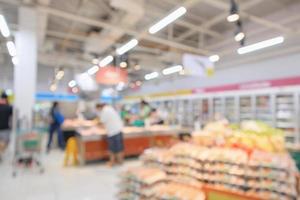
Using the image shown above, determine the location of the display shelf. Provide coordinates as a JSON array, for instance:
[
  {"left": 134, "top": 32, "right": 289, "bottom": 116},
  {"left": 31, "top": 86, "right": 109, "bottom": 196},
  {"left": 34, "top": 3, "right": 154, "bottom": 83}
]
[
  {"left": 239, "top": 96, "right": 254, "bottom": 121},
  {"left": 225, "top": 97, "right": 237, "bottom": 123},
  {"left": 275, "top": 94, "right": 297, "bottom": 143}
]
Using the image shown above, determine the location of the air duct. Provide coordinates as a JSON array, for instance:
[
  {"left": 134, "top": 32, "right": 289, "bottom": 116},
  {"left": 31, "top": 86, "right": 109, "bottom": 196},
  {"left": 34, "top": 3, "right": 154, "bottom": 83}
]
[{"left": 84, "top": 0, "right": 144, "bottom": 54}]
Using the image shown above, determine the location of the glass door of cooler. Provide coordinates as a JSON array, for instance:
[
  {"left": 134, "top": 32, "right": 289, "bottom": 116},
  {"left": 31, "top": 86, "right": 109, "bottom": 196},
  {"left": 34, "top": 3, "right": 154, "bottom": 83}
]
[
  {"left": 201, "top": 98, "right": 210, "bottom": 126},
  {"left": 183, "top": 99, "right": 194, "bottom": 127},
  {"left": 192, "top": 99, "right": 201, "bottom": 128},
  {"left": 255, "top": 95, "right": 274, "bottom": 126},
  {"left": 224, "top": 97, "right": 237, "bottom": 123},
  {"left": 275, "top": 93, "right": 296, "bottom": 144},
  {"left": 212, "top": 97, "right": 224, "bottom": 120},
  {"left": 176, "top": 100, "right": 184, "bottom": 126},
  {"left": 239, "top": 95, "right": 254, "bottom": 121}
]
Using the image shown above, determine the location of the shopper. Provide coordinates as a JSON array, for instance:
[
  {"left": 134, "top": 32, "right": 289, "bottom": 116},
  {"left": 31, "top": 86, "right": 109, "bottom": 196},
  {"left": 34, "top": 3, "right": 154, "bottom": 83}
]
[
  {"left": 140, "top": 100, "right": 151, "bottom": 120},
  {"left": 0, "top": 92, "right": 13, "bottom": 155},
  {"left": 47, "top": 102, "right": 65, "bottom": 152},
  {"left": 96, "top": 103, "right": 124, "bottom": 166}
]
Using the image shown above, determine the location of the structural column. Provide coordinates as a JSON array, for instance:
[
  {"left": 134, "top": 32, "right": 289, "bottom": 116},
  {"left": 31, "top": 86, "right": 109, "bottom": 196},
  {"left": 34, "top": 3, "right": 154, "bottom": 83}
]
[{"left": 14, "top": 7, "right": 38, "bottom": 130}]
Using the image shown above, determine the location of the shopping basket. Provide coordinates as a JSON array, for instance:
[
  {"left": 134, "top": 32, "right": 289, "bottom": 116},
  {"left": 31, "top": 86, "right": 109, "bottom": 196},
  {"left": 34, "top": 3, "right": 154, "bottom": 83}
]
[{"left": 12, "top": 132, "right": 44, "bottom": 177}]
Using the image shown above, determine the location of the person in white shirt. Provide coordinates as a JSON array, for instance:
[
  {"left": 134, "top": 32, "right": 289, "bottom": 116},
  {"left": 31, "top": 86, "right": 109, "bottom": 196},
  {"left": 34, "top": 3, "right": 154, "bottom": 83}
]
[{"left": 96, "top": 103, "right": 124, "bottom": 166}]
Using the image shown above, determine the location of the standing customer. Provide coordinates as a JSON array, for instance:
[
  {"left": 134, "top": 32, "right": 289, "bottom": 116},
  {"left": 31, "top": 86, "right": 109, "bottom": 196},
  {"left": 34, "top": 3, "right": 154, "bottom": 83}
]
[
  {"left": 96, "top": 103, "right": 124, "bottom": 166},
  {"left": 0, "top": 92, "right": 13, "bottom": 156},
  {"left": 47, "top": 102, "right": 65, "bottom": 152}
]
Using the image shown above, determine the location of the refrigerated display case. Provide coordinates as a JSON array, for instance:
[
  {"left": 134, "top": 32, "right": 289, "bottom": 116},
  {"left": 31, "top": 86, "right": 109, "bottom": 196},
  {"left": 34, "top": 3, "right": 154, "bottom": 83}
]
[
  {"left": 255, "top": 95, "right": 274, "bottom": 126},
  {"left": 239, "top": 95, "right": 254, "bottom": 121}
]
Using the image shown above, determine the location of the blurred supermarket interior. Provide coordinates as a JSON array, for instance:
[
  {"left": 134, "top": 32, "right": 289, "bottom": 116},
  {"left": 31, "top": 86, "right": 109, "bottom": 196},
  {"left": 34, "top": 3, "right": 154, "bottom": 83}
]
[{"left": 0, "top": 0, "right": 300, "bottom": 200}]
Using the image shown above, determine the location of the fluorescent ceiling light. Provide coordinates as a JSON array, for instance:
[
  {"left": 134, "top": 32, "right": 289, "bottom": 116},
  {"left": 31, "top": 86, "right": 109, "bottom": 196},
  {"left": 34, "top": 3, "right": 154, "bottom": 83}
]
[
  {"left": 99, "top": 55, "right": 113, "bottom": 67},
  {"left": 6, "top": 41, "right": 17, "bottom": 57},
  {"left": 68, "top": 80, "right": 77, "bottom": 88},
  {"left": 145, "top": 72, "right": 159, "bottom": 80},
  {"left": 209, "top": 55, "right": 220, "bottom": 62},
  {"left": 56, "top": 71, "right": 64, "bottom": 80},
  {"left": 227, "top": 13, "right": 239, "bottom": 22},
  {"left": 234, "top": 32, "right": 245, "bottom": 42},
  {"left": 162, "top": 65, "right": 183, "bottom": 75},
  {"left": 12, "top": 56, "right": 18, "bottom": 65},
  {"left": 50, "top": 84, "right": 57, "bottom": 92},
  {"left": 0, "top": 15, "right": 10, "bottom": 38},
  {"left": 149, "top": 7, "right": 187, "bottom": 34},
  {"left": 237, "top": 36, "right": 284, "bottom": 55},
  {"left": 116, "top": 39, "right": 138, "bottom": 55},
  {"left": 87, "top": 65, "right": 99, "bottom": 75}
]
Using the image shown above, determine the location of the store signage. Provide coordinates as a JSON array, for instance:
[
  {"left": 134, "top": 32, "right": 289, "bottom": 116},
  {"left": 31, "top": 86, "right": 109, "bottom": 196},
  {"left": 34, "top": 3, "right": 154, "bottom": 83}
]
[
  {"left": 36, "top": 92, "right": 78, "bottom": 101},
  {"left": 182, "top": 53, "right": 214, "bottom": 77},
  {"left": 96, "top": 66, "right": 128, "bottom": 85},
  {"left": 193, "top": 76, "right": 300, "bottom": 94}
]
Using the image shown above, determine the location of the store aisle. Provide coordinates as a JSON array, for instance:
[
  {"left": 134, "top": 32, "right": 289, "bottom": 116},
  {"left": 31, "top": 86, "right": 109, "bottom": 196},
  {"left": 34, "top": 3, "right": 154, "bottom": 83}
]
[{"left": 0, "top": 150, "right": 139, "bottom": 200}]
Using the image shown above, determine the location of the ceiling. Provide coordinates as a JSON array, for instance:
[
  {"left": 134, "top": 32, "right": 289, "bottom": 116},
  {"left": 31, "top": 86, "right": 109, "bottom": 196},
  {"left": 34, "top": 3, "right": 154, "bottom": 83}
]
[{"left": 0, "top": 0, "right": 300, "bottom": 91}]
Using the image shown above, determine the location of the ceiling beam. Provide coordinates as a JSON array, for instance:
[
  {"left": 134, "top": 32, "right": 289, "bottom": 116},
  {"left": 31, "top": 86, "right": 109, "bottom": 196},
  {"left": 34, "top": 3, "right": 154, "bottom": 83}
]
[
  {"left": 175, "top": 0, "right": 265, "bottom": 42},
  {"left": 37, "top": 5, "right": 212, "bottom": 55},
  {"left": 208, "top": 12, "right": 300, "bottom": 51},
  {"left": 203, "top": 0, "right": 293, "bottom": 33}
]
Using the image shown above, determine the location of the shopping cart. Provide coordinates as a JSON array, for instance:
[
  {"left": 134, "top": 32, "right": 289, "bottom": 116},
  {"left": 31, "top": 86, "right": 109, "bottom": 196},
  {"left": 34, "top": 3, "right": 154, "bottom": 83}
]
[{"left": 12, "top": 132, "right": 44, "bottom": 177}]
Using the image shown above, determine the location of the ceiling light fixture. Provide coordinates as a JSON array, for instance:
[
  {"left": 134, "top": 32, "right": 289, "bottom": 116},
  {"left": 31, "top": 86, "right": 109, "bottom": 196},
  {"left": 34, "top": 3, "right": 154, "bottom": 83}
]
[
  {"left": 68, "top": 80, "right": 77, "bottom": 88},
  {"left": 237, "top": 36, "right": 284, "bottom": 55},
  {"left": 227, "top": 13, "right": 239, "bottom": 22},
  {"left": 209, "top": 55, "right": 220, "bottom": 62},
  {"left": 120, "top": 61, "right": 127, "bottom": 68},
  {"left": 0, "top": 15, "right": 10, "bottom": 38},
  {"left": 92, "top": 58, "right": 99, "bottom": 65},
  {"left": 162, "top": 65, "right": 183, "bottom": 75},
  {"left": 227, "top": 0, "right": 239, "bottom": 22},
  {"left": 134, "top": 64, "right": 141, "bottom": 70},
  {"left": 116, "top": 39, "right": 138, "bottom": 55},
  {"left": 149, "top": 7, "right": 187, "bottom": 34},
  {"left": 235, "top": 31, "right": 245, "bottom": 42},
  {"left": 12, "top": 56, "right": 18, "bottom": 65},
  {"left": 145, "top": 72, "right": 159, "bottom": 80},
  {"left": 87, "top": 65, "right": 99, "bottom": 75},
  {"left": 50, "top": 84, "right": 57, "bottom": 92},
  {"left": 6, "top": 41, "right": 17, "bottom": 57},
  {"left": 56, "top": 70, "right": 65, "bottom": 80},
  {"left": 99, "top": 55, "right": 114, "bottom": 67}
]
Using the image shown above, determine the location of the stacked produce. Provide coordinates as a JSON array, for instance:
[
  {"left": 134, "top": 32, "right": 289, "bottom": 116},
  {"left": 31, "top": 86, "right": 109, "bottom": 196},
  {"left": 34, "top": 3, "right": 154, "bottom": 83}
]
[
  {"left": 193, "top": 120, "right": 286, "bottom": 153},
  {"left": 118, "top": 166, "right": 205, "bottom": 200},
  {"left": 141, "top": 142, "right": 298, "bottom": 200},
  {"left": 118, "top": 167, "right": 166, "bottom": 199}
]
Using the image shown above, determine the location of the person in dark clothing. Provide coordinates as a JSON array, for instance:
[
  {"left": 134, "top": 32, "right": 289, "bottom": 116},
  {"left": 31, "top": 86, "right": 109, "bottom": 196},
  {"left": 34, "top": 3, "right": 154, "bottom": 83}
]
[
  {"left": 0, "top": 92, "right": 13, "bottom": 145},
  {"left": 47, "top": 102, "right": 65, "bottom": 152}
]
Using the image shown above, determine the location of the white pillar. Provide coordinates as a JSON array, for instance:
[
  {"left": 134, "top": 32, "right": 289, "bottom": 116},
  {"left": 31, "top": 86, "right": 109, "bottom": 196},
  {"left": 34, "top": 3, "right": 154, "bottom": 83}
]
[{"left": 14, "top": 7, "right": 38, "bottom": 130}]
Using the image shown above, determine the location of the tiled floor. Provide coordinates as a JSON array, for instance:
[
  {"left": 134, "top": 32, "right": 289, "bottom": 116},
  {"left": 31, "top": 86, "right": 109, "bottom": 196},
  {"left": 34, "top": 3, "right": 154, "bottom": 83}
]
[{"left": 0, "top": 150, "right": 139, "bottom": 200}]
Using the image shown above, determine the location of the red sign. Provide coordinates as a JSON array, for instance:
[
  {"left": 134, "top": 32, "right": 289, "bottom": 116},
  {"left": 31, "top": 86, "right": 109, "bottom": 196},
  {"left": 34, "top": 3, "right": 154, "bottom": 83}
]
[
  {"left": 96, "top": 66, "right": 128, "bottom": 85},
  {"left": 192, "top": 76, "right": 300, "bottom": 94}
]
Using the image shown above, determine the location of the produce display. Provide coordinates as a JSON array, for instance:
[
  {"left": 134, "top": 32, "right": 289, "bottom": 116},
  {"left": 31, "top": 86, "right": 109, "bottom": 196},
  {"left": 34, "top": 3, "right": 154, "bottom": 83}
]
[
  {"left": 142, "top": 143, "right": 298, "bottom": 200},
  {"left": 121, "top": 121, "right": 299, "bottom": 200},
  {"left": 193, "top": 120, "right": 286, "bottom": 153},
  {"left": 118, "top": 167, "right": 205, "bottom": 200}
]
